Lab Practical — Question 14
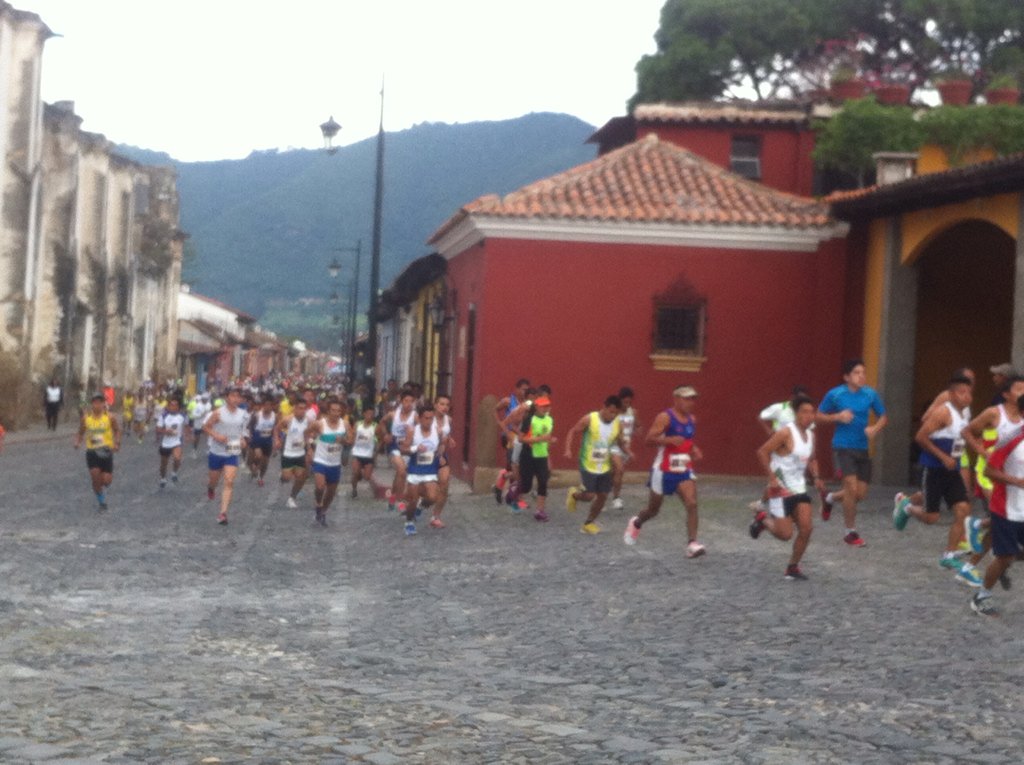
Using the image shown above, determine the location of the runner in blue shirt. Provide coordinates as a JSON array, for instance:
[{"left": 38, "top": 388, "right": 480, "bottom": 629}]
[{"left": 817, "top": 359, "right": 887, "bottom": 547}]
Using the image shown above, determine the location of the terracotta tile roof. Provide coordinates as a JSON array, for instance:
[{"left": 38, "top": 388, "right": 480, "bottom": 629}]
[
  {"left": 634, "top": 101, "right": 811, "bottom": 126},
  {"left": 829, "top": 152, "right": 1024, "bottom": 220},
  {"left": 429, "top": 134, "right": 831, "bottom": 244}
]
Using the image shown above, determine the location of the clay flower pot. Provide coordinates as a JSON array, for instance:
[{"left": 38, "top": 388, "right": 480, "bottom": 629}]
[
  {"left": 937, "top": 79, "right": 973, "bottom": 105},
  {"left": 985, "top": 87, "right": 1020, "bottom": 105},
  {"left": 831, "top": 79, "right": 867, "bottom": 102},
  {"left": 874, "top": 84, "right": 911, "bottom": 105}
]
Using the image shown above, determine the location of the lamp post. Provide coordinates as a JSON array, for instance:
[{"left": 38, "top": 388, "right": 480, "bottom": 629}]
[{"left": 320, "top": 85, "right": 384, "bottom": 400}]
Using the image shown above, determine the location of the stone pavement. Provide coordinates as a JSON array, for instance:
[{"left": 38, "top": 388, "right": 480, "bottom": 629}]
[{"left": 1, "top": 432, "right": 1021, "bottom": 764}]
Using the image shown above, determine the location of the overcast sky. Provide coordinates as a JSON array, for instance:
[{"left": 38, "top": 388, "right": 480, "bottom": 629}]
[{"left": 20, "top": 0, "right": 665, "bottom": 162}]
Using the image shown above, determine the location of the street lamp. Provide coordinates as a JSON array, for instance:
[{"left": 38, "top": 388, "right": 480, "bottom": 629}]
[
  {"left": 320, "top": 83, "right": 384, "bottom": 399},
  {"left": 329, "top": 241, "right": 361, "bottom": 381}
]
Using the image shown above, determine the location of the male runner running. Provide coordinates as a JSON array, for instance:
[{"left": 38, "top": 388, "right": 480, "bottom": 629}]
[
  {"left": 75, "top": 393, "right": 121, "bottom": 510},
  {"left": 970, "top": 394, "right": 1024, "bottom": 617},
  {"left": 274, "top": 398, "right": 316, "bottom": 508},
  {"left": 203, "top": 388, "right": 249, "bottom": 525},
  {"left": 892, "top": 375, "right": 975, "bottom": 579},
  {"left": 818, "top": 359, "right": 887, "bottom": 546},
  {"left": 623, "top": 386, "right": 705, "bottom": 557},
  {"left": 611, "top": 386, "right": 639, "bottom": 511},
  {"left": 401, "top": 403, "right": 443, "bottom": 535},
  {"left": 248, "top": 396, "right": 277, "bottom": 487},
  {"left": 750, "top": 395, "right": 822, "bottom": 579},
  {"left": 155, "top": 396, "right": 188, "bottom": 488},
  {"left": 564, "top": 395, "right": 629, "bottom": 534},
  {"left": 431, "top": 394, "right": 456, "bottom": 527},
  {"left": 380, "top": 389, "right": 417, "bottom": 512},
  {"left": 308, "top": 397, "right": 352, "bottom": 526},
  {"left": 519, "top": 395, "right": 555, "bottom": 522},
  {"left": 349, "top": 403, "right": 378, "bottom": 498}
]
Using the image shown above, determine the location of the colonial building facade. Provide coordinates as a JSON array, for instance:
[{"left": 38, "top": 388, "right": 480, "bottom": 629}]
[{"left": 0, "top": 4, "right": 182, "bottom": 425}]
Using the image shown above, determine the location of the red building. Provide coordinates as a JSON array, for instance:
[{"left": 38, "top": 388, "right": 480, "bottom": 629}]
[
  {"left": 428, "top": 133, "right": 850, "bottom": 490},
  {"left": 588, "top": 102, "right": 818, "bottom": 196}
]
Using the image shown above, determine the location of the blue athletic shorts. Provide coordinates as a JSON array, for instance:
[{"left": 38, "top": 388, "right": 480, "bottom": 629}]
[
  {"left": 991, "top": 513, "right": 1024, "bottom": 558},
  {"left": 312, "top": 461, "right": 342, "bottom": 484},
  {"left": 250, "top": 436, "right": 273, "bottom": 454},
  {"left": 648, "top": 466, "right": 693, "bottom": 496},
  {"left": 208, "top": 453, "right": 239, "bottom": 471}
]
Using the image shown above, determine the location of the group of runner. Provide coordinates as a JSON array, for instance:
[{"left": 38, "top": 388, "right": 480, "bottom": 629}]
[
  {"left": 74, "top": 379, "right": 457, "bottom": 536},
  {"left": 68, "top": 356, "right": 1024, "bottom": 616}
]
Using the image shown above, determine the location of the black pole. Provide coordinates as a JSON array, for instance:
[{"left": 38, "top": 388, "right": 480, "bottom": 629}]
[
  {"left": 367, "top": 84, "right": 384, "bottom": 402},
  {"left": 349, "top": 239, "right": 361, "bottom": 382}
]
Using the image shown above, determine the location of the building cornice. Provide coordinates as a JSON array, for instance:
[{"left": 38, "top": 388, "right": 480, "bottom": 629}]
[{"left": 434, "top": 216, "right": 848, "bottom": 258}]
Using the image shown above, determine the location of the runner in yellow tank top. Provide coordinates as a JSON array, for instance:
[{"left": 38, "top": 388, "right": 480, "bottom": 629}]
[
  {"left": 75, "top": 393, "right": 121, "bottom": 511},
  {"left": 563, "top": 395, "right": 630, "bottom": 534}
]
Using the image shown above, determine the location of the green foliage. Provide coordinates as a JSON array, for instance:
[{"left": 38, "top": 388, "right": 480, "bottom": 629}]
[
  {"left": 814, "top": 100, "right": 1024, "bottom": 181},
  {"left": 812, "top": 98, "right": 924, "bottom": 185},
  {"left": 919, "top": 104, "right": 1024, "bottom": 163},
  {"left": 634, "top": 0, "right": 1024, "bottom": 104}
]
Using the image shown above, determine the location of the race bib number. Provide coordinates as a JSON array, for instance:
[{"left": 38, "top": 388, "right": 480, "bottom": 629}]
[
  {"left": 89, "top": 434, "right": 105, "bottom": 447},
  {"left": 417, "top": 450, "right": 435, "bottom": 465},
  {"left": 326, "top": 443, "right": 341, "bottom": 455},
  {"left": 590, "top": 447, "right": 609, "bottom": 465},
  {"left": 289, "top": 438, "right": 304, "bottom": 450},
  {"left": 951, "top": 439, "right": 965, "bottom": 459},
  {"left": 669, "top": 453, "right": 691, "bottom": 473},
  {"left": 356, "top": 433, "right": 373, "bottom": 447},
  {"left": 258, "top": 428, "right": 273, "bottom": 438},
  {"left": 226, "top": 440, "right": 242, "bottom": 456}
]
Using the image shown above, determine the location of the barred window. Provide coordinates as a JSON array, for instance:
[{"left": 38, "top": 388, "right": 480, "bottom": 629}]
[
  {"left": 730, "top": 135, "right": 762, "bottom": 180},
  {"left": 654, "top": 303, "right": 705, "bottom": 356}
]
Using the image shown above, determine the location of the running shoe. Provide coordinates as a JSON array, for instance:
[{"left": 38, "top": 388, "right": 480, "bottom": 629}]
[
  {"left": 171, "top": 473, "right": 178, "bottom": 484},
  {"left": 217, "top": 512, "right": 228, "bottom": 525},
  {"left": 611, "top": 497, "right": 624, "bottom": 511},
  {"left": 429, "top": 517, "right": 445, "bottom": 529},
  {"left": 566, "top": 488, "right": 578, "bottom": 513},
  {"left": 623, "top": 516, "right": 640, "bottom": 545},
  {"left": 315, "top": 509, "right": 326, "bottom": 527},
  {"left": 1000, "top": 572, "right": 1012, "bottom": 591},
  {"left": 939, "top": 555, "right": 962, "bottom": 570},
  {"left": 159, "top": 478, "right": 167, "bottom": 489},
  {"left": 386, "top": 489, "right": 395, "bottom": 511},
  {"left": 970, "top": 593, "right": 999, "bottom": 617},
  {"left": 397, "top": 502, "right": 407, "bottom": 516},
  {"left": 955, "top": 565, "right": 982, "bottom": 587},
  {"left": 580, "top": 522, "right": 601, "bottom": 535},
  {"left": 492, "top": 484, "right": 503, "bottom": 505},
  {"left": 686, "top": 540, "right": 706, "bottom": 558},
  {"left": 286, "top": 496, "right": 298, "bottom": 509},
  {"left": 533, "top": 510, "right": 549, "bottom": 523},
  {"left": 964, "top": 517, "right": 986, "bottom": 554},
  {"left": 843, "top": 531, "right": 865, "bottom": 547},
  {"left": 748, "top": 499, "right": 768, "bottom": 514},
  {"left": 97, "top": 500, "right": 108, "bottom": 512},
  {"left": 414, "top": 501, "right": 424, "bottom": 518},
  {"left": 207, "top": 487, "right": 215, "bottom": 501},
  {"left": 820, "top": 490, "right": 832, "bottom": 521},
  {"left": 892, "top": 492, "right": 910, "bottom": 530},
  {"left": 784, "top": 564, "right": 808, "bottom": 581},
  {"left": 351, "top": 487, "right": 358, "bottom": 499},
  {"left": 257, "top": 478, "right": 265, "bottom": 488},
  {"left": 749, "top": 510, "right": 767, "bottom": 540},
  {"left": 404, "top": 521, "right": 417, "bottom": 536},
  {"left": 515, "top": 499, "right": 529, "bottom": 512}
]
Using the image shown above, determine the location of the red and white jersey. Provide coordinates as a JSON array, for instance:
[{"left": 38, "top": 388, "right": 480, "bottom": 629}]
[{"left": 988, "top": 428, "right": 1024, "bottom": 522}]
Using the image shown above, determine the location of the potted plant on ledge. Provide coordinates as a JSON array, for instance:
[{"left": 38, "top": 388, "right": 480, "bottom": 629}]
[
  {"left": 831, "top": 64, "right": 866, "bottom": 101},
  {"left": 935, "top": 70, "right": 974, "bottom": 105},
  {"left": 985, "top": 74, "right": 1020, "bottom": 105}
]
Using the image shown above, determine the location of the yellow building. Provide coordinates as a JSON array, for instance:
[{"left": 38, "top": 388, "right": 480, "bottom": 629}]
[{"left": 831, "top": 147, "right": 1023, "bottom": 483}]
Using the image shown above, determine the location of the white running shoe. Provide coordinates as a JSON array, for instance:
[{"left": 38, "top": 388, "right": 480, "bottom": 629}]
[
  {"left": 611, "top": 497, "right": 624, "bottom": 511},
  {"left": 286, "top": 497, "right": 298, "bottom": 509}
]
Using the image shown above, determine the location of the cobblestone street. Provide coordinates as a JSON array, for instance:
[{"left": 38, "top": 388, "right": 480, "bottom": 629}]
[{"left": 1, "top": 427, "right": 1021, "bottom": 764}]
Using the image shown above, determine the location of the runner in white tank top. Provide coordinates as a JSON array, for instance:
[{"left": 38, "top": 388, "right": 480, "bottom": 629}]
[
  {"left": 308, "top": 398, "right": 353, "bottom": 526},
  {"left": 611, "top": 387, "right": 639, "bottom": 510},
  {"left": 399, "top": 403, "right": 441, "bottom": 536},
  {"left": 751, "top": 396, "right": 824, "bottom": 581},
  {"left": 349, "top": 402, "right": 380, "bottom": 499},
  {"left": 380, "top": 389, "right": 417, "bottom": 512},
  {"left": 202, "top": 389, "right": 250, "bottom": 525},
  {"left": 274, "top": 399, "right": 317, "bottom": 509},
  {"left": 430, "top": 394, "right": 456, "bottom": 528}
]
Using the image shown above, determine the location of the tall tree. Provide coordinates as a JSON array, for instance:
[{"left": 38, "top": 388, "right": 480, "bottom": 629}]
[{"left": 631, "top": 0, "right": 1024, "bottom": 108}]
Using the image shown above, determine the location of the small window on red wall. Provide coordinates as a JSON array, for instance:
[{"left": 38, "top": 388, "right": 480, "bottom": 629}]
[
  {"left": 730, "top": 135, "right": 761, "bottom": 180},
  {"left": 651, "top": 302, "right": 706, "bottom": 372},
  {"left": 654, "top": 304, "right": 705, "bottom": 356}
]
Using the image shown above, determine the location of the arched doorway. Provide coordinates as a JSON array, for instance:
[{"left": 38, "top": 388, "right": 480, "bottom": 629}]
[{"left": 912, "top": 220, "right": 1015, "bottom": 416}]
